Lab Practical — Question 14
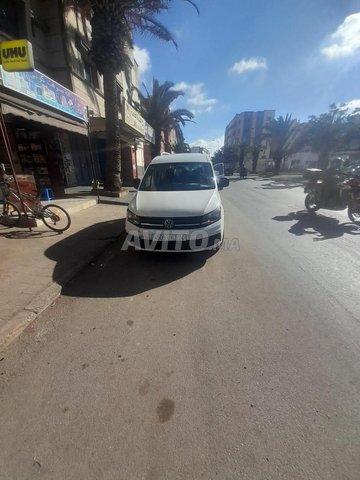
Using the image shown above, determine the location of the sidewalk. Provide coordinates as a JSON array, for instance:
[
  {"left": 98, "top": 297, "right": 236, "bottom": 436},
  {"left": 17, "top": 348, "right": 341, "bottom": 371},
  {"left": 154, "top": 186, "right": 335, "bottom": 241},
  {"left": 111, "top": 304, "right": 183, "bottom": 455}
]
[
  {"left": 0, "top": 202, "right": 127, "bottom": 351},
  {"left": 64, "top": 185, "right": 136, "bottom": 206}
]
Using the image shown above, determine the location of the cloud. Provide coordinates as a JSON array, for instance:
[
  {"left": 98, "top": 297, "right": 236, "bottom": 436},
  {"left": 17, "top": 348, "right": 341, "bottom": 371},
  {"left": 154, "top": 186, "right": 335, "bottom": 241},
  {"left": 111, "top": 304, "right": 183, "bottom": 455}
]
[
  {"left": 321, "top": 13, "right": 360, "bottom": 59},
  {"left": 174, "top": 82, "right": 217, "bottom": 114},
  {"left": 190, "top": 136, "right": 224, "bottom": 156},
  {"left": 229, "top": 57, "right": 267, "bottom": 75},
  {"left": 133, "top": 45, "right": 151, "bottom": 79},
  {"left": 337, "top": 98, "right": 360, "bottom": 115}
]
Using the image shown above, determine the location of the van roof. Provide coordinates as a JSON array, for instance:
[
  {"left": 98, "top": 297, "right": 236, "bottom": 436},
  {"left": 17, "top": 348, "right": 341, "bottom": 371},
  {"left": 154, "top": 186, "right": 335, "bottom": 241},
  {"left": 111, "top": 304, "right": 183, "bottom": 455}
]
[{"left": 150, "top": 153, "right": 211, "bottom": 164}]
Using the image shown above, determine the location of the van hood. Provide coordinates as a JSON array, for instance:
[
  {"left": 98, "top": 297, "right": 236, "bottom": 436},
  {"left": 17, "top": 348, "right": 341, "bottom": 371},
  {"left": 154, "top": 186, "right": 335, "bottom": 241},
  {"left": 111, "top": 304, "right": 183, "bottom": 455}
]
[{"left": 129, "top": 189, "right": 220, "bottom": 217}]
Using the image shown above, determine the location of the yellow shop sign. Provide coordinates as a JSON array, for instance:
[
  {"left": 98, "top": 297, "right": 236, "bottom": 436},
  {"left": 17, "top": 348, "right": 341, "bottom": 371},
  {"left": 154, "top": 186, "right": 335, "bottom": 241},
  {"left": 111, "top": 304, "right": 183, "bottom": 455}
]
[{"left": 0, "top": 40, "right": 34, "bottom": 72}]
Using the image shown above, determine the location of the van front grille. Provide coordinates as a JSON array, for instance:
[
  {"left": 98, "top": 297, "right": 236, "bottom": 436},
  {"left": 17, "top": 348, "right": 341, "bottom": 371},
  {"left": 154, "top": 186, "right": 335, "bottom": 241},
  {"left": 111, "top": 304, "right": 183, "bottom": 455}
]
[{"left": 138, "top": 216, "right": 203, "bottom": 230}]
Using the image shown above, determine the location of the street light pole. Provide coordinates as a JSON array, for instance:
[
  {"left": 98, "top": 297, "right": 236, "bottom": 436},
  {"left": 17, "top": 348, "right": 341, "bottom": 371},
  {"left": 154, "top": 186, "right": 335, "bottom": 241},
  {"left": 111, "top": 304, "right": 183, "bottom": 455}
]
[{"left": 86, "top": 107, "right": 100, "bottom": 204}]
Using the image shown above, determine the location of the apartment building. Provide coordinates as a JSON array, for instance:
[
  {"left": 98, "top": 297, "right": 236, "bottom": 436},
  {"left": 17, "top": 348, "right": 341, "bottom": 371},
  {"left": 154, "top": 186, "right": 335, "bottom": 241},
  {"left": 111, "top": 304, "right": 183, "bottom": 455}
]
[
  {"left": 0, "top": 0, "right": 153, "bottom": 196},
  {"left": 224, "top": 110, "right": 275, "bottom": 171}
]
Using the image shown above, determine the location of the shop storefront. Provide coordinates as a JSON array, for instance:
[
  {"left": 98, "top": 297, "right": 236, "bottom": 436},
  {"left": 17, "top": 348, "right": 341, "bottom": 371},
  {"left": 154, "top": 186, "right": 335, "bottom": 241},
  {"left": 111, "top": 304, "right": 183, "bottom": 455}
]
[
  {"left": 89, "top": 99, "right": 154, "bottom": 187},
  {"left": 0, "top": 67, "right": 90, "bottom": 198}
]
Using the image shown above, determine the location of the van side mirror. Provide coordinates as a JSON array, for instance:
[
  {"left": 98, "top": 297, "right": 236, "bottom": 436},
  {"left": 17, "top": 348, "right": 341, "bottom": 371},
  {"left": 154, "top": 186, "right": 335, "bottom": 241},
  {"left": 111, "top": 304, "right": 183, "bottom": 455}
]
[
  {"left": 133, "top": 178, "right": 141, "bottom": 189},
  {"left": 218, "top": 177, "right": 229, "bottom": 190},
  {"left": 221, "top": 177, "right": 230, "bottom": 188}
]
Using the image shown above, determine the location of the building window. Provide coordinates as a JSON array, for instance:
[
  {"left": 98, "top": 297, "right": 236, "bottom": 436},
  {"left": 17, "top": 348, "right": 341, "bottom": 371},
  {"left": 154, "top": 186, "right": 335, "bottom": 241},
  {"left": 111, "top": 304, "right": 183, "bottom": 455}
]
[
  {"left": 0, "top": 0, "right": 22, "bottom": 37},
  {"left": 83, "top": 59, "right": 99, "bottom": 89},
  {"left": 116, "top": 84, "right": 123, "bottom": 110},
  {"left": 75, "top": 34, "right": 99, "bottom": 89}
]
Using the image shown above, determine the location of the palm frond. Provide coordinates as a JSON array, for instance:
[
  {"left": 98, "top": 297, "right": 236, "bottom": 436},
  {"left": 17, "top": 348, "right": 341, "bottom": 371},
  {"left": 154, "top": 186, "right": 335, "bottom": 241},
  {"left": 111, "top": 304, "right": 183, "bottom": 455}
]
[
  {"left": 183, "top": 0, "right": 200, "bottom": 15},
  {"left": 134, "top": 15, "right": 177, "bottom": 47}
]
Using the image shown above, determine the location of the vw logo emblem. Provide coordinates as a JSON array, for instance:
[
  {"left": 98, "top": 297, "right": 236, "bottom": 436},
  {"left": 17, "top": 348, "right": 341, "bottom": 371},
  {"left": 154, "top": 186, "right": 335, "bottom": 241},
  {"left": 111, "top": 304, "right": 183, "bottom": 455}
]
[{"left": 164, "top": 218, "right": 174, "bottom": 229}]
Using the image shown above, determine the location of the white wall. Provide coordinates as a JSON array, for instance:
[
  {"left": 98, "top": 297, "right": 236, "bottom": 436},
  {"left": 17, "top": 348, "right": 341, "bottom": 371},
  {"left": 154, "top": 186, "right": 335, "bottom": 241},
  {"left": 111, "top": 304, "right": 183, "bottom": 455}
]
[{"left": 285, "top": 149, "right": 318, "bottom": 170}]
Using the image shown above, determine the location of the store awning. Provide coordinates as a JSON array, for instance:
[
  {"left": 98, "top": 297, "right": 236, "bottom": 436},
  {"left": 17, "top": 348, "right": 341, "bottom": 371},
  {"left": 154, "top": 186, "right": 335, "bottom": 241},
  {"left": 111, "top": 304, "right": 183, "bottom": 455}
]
[
  {"left": 89, "top": 116, "right": 139, "bottom": 144},
  {"left": 89, "top": 116, "right": 154, "bottom": 145},
  {"left": 0, "top": 91, "right": 88, "bottom": 136}
]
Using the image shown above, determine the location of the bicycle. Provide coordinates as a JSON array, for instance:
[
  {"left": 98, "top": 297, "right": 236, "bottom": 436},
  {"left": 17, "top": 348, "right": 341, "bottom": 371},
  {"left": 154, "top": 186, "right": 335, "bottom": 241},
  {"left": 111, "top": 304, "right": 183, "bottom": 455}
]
[{"left": 0, "top": 180, "right": 71, "bottom": 232}]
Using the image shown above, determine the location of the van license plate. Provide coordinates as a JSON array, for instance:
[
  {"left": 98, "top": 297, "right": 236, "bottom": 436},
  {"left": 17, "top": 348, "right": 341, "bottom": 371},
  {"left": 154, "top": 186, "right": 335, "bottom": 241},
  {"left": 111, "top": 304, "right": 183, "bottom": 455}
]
[{"left": 157, "top": 233, "right": 189, "bottom": 241}]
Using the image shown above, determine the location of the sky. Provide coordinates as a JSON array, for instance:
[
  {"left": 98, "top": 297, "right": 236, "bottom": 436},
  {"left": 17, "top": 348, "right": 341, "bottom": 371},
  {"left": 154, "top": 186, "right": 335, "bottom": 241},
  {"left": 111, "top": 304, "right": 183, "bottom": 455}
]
[{"left": 134, "top": 0, "right": 360, "bottom": 155}]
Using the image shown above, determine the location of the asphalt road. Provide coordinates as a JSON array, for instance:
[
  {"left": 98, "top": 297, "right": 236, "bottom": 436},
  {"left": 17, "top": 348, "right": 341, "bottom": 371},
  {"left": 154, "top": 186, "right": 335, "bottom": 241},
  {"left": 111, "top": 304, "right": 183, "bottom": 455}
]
[{"left": 1, "top": 176, "right": 360, "bottom": 480}]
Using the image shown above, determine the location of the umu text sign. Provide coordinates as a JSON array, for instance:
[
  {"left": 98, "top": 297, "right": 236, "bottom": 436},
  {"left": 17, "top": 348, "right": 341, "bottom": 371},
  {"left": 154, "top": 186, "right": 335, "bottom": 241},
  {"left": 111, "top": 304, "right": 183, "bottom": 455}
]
[{"left": 0, "top": 40, "right": 35, "bottom": 72}]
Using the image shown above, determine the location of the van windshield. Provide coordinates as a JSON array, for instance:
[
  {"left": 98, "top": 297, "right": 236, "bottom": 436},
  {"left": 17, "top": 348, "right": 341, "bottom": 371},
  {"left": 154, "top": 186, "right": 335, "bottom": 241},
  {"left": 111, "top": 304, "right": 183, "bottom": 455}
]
[{"left": 139, "top": 162, "right": 215, "bottom": 191}]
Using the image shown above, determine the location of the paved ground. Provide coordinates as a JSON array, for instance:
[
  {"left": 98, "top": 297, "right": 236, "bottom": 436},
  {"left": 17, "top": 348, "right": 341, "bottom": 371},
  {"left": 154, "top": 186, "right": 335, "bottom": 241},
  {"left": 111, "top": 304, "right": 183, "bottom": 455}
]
[
  {"left": 0, "top": 202, "right": 126, "bottom": 347},
  {"left": 0, "top": 177, "right": 360, "bottom": 479}
]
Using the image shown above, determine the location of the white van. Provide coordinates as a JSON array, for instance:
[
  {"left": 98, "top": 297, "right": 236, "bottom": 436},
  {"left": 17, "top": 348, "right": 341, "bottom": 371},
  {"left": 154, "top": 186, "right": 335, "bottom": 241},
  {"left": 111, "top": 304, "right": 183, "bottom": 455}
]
[{"left": 125, "top": 153, "right": 229, "bottom": 252}]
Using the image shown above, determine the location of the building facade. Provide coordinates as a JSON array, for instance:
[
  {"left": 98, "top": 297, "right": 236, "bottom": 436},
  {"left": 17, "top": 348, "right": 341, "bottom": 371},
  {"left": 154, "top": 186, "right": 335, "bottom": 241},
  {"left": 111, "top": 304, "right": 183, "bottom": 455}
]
[
  {"left": 284, "top": 147, "right": 319, "bottom": 171},
  {"left": 0, "top": 0, "right": 153, "bottom": 196},
  {"left": 224, "top": 110, "right": 275, "bottom": 171}
]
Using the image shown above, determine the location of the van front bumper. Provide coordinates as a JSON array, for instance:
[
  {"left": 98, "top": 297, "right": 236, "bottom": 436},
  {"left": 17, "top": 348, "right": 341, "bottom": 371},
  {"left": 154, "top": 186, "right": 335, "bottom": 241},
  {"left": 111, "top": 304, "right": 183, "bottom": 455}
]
[{"left": 125, "top": 219, "right": 223, "bottom": 252}]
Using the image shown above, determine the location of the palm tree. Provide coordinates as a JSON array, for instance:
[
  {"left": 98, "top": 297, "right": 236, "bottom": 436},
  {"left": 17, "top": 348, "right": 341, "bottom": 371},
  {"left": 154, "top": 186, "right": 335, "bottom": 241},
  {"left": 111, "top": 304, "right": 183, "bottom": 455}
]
[
  {"left": 299, "top": 104, "right": 351, "bottom": 169},
  {"left": 263, "top": 114, "right": 297, "bottom": 173},
  {"left": 173, "top": 123, "right": 191, "bottom": 152},
  {"left": 67, "top": 0, "right": 199, "bottom": 192},
  {"left": 140, "top": 79, "right": 194, "bottom": 158}
]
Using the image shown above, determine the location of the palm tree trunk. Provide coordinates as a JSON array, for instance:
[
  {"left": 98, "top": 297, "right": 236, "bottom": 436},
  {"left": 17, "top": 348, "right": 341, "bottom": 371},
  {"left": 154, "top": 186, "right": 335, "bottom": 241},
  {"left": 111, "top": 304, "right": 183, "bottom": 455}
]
[
  {"left": 152, "top": 129, "right": 162, "bottom": 158},
  {"left": 252, "top": 152, "right": 258, "bottom": 173},
  {"left": 103, "top": 66, "right": 121, "bottom": 192},
  {"left": 273, "top": 152, "right": 282, "bottom": 174},
  {"left": 164, "top": 130, "right": 171, "bottom": 153}
]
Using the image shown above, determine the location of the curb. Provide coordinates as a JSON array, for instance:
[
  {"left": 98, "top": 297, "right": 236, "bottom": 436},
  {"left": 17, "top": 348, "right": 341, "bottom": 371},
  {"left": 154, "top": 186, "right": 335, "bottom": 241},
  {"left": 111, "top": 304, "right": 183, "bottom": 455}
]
[
  {"left": 0, "top": 284, "right": 60, "bottom": 351},
  {"left": 0, "top": 227, "right": 125, "bottom": 352},
  {"left": 42, "top": 199, "right": 98, "bottom": 215}
]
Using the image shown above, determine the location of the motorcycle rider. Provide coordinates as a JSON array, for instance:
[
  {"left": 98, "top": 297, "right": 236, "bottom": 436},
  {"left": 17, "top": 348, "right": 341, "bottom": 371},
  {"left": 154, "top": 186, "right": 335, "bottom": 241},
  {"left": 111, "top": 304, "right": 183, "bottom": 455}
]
[{"left": 321, "top": 157, "right": 343, "bottom": 206}]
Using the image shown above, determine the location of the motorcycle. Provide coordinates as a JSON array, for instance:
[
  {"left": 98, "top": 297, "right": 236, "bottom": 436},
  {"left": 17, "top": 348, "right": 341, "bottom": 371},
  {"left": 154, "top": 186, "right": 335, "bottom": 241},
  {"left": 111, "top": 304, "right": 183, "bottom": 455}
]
[{"left": 303, "top": 167, "right": 360, "bottom": 225}]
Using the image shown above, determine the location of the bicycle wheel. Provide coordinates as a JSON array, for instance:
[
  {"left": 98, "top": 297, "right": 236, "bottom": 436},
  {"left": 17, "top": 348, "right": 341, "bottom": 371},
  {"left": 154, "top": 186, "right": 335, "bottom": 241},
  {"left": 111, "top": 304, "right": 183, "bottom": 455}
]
[
  {"left": 0, "top": 201, "right": 21, "bottom": 227},
  {"left": 41, "top": 204, "right": 71, "bottom": 232}
]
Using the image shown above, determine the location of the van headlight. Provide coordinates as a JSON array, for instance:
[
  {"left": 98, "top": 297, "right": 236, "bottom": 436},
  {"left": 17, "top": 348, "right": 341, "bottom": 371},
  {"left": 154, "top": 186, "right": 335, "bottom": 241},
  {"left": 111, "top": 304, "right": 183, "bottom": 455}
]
[
  {"left": 201, "top": 207, "right": 221, "bottom": 226},
  {"left": 127, "top": 209, "right": 140, "bottom": 226}
]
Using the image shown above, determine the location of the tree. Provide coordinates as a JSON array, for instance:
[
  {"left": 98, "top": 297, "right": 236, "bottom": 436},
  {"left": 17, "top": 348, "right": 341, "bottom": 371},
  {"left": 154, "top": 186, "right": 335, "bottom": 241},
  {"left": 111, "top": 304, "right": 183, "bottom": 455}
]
[
  {"left": 69, "top": 0, "right": 199, "bottom": 192},
  {"left": 140, "top": 79, "right": 194, "bottom": 158},
  {"left": 263, "top": 114, "right": 297, "bottom": 173},
  {"left": 211, "top": 147, "right": 225, "bottom": 164},
  {"left": 173, "top": 142, "right": 191, "bottom": 153},
  {"left": 237, "top": 142, "right": 251, "bottom": 167},
  {"left": 249, "top": 143, "right": 263, "bottom": 173},
  {"left": 213, "top": 144, "right": 249, "bottom": 171},
  {"left": 173, "top": 124, "right": 191, "bottom": 153},
  {"left": 298, "top": 104, "right": 360, "bottom": 169}
]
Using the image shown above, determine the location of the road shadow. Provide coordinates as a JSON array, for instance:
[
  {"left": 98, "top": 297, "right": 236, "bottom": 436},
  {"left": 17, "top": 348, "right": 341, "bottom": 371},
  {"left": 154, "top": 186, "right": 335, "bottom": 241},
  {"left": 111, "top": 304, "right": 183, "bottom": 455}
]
[
  {"left": 0, "top": 228, "right": 60, "bottom": 239},
  {"left": 273, "top": 210, "right": 360, "bottom": 241},
  {"left": 228, "top": 177, "right": 251, "bottom": 182},
  {"left": 44, "top": 219, "right": 125, "bottom": 287},
  {"left": 44, "top": 219, "right": 210, "bottom": 298},
  {"left": 257, "top": 181, "right": 303, "bottom": 190}
]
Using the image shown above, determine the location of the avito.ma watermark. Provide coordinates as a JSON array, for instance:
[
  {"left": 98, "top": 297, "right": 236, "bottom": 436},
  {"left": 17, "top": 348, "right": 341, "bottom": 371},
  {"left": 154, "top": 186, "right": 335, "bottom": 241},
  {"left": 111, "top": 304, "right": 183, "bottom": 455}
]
[{"left": 122, "top": 230, "right": 240, "bottom": 252}]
